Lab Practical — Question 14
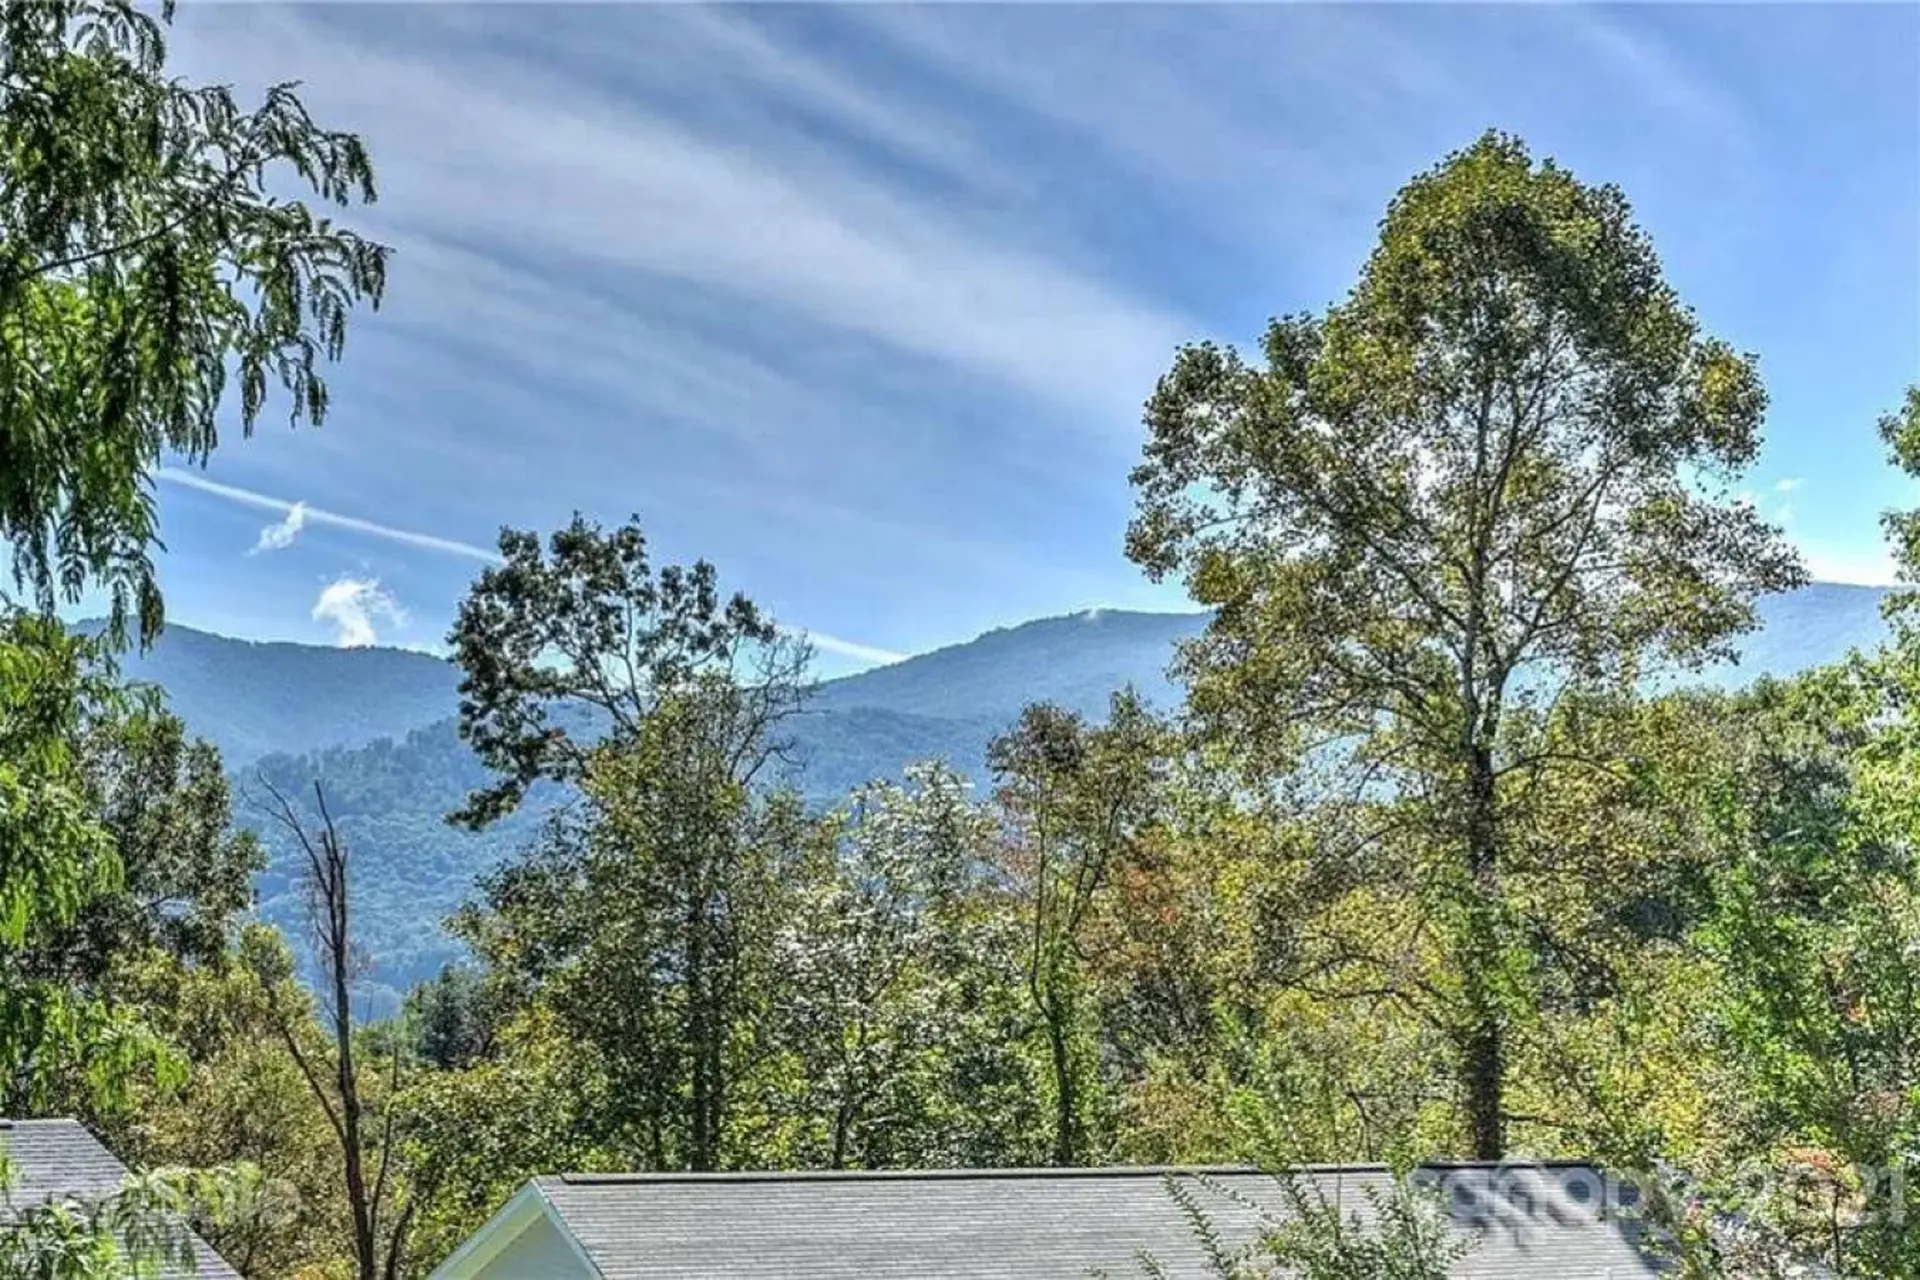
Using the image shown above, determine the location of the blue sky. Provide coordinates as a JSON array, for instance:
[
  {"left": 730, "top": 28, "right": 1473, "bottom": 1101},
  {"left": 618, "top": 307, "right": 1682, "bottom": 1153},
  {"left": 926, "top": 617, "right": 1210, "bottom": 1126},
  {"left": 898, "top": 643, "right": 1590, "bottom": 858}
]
[{"left": 139, "top": 3, "right": 1918, "bottom": 675}]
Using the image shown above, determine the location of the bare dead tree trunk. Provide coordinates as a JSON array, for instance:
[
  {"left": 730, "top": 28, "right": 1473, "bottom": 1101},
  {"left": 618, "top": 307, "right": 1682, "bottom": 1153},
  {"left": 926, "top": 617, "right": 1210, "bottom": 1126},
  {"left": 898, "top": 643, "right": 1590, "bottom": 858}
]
[{"left": 259, "top": 779, "right": 411, "bottom": 1280}]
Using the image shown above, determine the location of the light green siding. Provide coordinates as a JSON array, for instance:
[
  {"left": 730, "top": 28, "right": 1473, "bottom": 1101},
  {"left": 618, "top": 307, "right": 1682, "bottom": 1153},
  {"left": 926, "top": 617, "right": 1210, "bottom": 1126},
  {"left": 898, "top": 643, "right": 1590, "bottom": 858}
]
[{"left": 467, "top": 1212, "right": 594, "bottom": 1280}]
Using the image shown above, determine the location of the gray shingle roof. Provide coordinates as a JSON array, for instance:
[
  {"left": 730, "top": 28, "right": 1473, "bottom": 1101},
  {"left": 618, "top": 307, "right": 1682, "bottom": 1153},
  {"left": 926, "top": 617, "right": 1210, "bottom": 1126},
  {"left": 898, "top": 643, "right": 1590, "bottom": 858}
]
[
  {"left": 0, "top": 1118, "right": 241, "bottom": 1279},
  {"left": 530, "top": 1162, "right": 1667, "bottom": 1278}
]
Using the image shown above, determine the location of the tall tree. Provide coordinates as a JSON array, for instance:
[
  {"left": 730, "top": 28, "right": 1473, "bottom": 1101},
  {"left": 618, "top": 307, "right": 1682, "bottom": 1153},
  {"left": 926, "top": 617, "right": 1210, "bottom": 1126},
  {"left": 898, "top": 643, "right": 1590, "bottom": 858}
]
[
  {"left": 990, "top": 691, "right": 1168, "bottom": 1166},
  {"left": 0, "top": 0, "right": 387, "bottom": 645},
  {"left": 448, "top": 514, "right": 814, "bottom": 1172},
  {"left": 1127, "top": 131, "right": 1802, "bottom": 1158},
  {"left": 0, "top": 8, "right": 384, "bottom": 1260},
  {"left": 452, "top": 729, "right": 805, "bottom": 1173},
  {"left": 775, "top": 764, "right": 1029, "bottom": 1169},
  {"left": 455, "top": 712, "right": 815, "bottom": 1173}
]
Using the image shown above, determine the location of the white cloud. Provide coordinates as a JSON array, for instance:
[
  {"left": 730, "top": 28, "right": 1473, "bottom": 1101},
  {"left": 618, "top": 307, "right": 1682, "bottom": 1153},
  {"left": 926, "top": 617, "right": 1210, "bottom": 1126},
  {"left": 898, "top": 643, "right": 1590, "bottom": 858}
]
[
  {"left": 1775, "top": 477, "right": 1804, "bottom": 493},
  {"left": 249, "top": 501, "right": 308, "bottom": 555},
  {"left": 1800, "top": 542, "right": 1901, "bottom": 588},
  {"left": 312, "top": 576, "right": 408, "bottom": 648}
]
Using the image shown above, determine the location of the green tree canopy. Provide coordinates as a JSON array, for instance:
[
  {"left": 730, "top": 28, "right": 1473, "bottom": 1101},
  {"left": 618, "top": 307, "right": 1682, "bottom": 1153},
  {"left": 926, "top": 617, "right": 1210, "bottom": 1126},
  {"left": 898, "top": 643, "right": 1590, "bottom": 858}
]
[
  {"left": 448, "top": 513, "right": 803, "bottom": 828},
  {"left": 989, "top": 691, "right": 1169, "bottom": 1166},
  {"left": 0, "top": 0, "right": 387, "bottom": 645},
  {"left": 1127, "top": 130, "right": 1802, "bottom": 1158},
  {"left": 1879, "top": 384, "right": 1920, "bottom": 586},
  {"left": 0, "top": 611, "right": 154, "bottom": 1115}
]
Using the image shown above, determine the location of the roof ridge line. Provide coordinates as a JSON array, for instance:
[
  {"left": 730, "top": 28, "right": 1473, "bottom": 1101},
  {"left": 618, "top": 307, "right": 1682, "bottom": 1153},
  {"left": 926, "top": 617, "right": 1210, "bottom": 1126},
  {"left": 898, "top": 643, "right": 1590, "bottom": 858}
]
[
  {"left": 555, "top": 1165, "right": 1263, "bottom": 1186},
  {"left": 549, "top": 1159, "right": 1604, "bottom": 1186}
]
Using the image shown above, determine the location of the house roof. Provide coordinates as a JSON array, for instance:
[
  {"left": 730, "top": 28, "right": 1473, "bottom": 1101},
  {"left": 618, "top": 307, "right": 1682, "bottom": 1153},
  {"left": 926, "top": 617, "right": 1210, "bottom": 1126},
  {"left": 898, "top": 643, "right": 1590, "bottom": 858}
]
[
  {"left": 0, "top": 1118, "right": 241, "bottom": 1279},
  {"left": 437, "top": 1161, "right": 1669, "bottom": 1278}
]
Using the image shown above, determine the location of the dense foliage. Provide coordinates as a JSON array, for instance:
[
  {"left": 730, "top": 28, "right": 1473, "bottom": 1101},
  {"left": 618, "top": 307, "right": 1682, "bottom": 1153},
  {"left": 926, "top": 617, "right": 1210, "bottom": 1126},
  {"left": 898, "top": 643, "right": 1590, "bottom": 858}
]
[
  {"left": 102, "top": 588, "right": 1896, "bottom": 1006},
  {"left": 0, "top": 0, "right": 386, "bottom": 646}
]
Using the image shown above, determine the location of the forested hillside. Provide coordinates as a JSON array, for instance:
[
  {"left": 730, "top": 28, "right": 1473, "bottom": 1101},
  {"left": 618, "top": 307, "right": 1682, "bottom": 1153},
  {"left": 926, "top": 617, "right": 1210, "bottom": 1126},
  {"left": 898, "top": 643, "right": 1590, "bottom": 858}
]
[
  {"left": 110, "top": 585, "right": 1898, "bottom": 1002},
  {"left": 90, "top": 620, "right": 461, "bottom": 763}
]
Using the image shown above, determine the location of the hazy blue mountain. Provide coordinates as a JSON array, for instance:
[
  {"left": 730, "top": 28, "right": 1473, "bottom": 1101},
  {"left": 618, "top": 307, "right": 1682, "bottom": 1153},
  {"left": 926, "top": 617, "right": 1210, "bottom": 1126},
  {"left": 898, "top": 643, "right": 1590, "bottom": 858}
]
[
  {"left": 241, "top": 704, "right": 1016, "bottom": 1008},
  {"left": 80, "top": 620, "right": 461, "bottom": 765},
  {"left": 245, "top": 721, "right": 561, "bottom": 1010},
  {"left": 1723, "top": 582, "right": 1894, "bottom": 683},
  {"left": 808, "top": 608, "right": 1207, "bottom": 722},
  {"left": 103, "top": 582, "right": 1900, "bottom": 1008}
]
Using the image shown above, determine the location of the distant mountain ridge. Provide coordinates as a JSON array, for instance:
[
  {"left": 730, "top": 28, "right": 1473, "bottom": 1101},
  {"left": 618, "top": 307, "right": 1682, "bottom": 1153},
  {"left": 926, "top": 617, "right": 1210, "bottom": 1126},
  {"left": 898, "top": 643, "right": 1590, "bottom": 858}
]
[
  {"left": 83, "top": 621, "right": 462, "bottom": 765},
  {"left": 810, "top": 608, "right": 1203, "bottom": 722},
  {"left": 88, "top": 582, "right": 1901, "bottom": 1007}
]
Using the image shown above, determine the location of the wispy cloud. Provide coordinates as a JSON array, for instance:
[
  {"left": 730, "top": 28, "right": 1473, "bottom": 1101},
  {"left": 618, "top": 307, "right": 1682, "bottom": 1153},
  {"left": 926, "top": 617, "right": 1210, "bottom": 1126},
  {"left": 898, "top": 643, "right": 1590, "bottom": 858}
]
[
  {"left": 312, "top": 575, "right": 407, "bottom": 648},
  {"left": 1776, "top": 477, "right": 1804, "bottom": 493},
  {"left": 159, "top": 468, "right": 501, "bottom": 563},
  {"left": 249, "top": 502, "right": 308, "bottom": 555},
  {"left": 796, "top": 630, "right": 906, "bottom": 667},
  {"left": 168, "top": 6, "right": 1192, "bottom": 424},
  {"left": 161, "top": 465, "right": 909, "bottom": 667},
  {"left": 152, "top": 4, "right": 1204, "bottom": 648},
  {"left": 147, "top": 2, "right": 1863, "bottom": 659},
  {"left": 839, "top": 5, "right": 1420, "bottom": 249},
  {"left": 1543, "top": 7, "right": 1750, "bottom": 152}
]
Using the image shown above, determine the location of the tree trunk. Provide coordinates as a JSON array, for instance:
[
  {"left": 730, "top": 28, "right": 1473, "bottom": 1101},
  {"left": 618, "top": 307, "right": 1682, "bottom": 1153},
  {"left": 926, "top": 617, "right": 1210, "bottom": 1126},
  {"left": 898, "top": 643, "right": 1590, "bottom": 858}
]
[
  {"left": 1046, "top": 1004, "right": 1077, "bottom": 1166},
  {"left": 705, "top": 1023, "right": 726, "bottom": 1171},
  {"left": 687, "top": 896, "right": 714, "bottom": 1172},
  {"left": 1461, "top": 743, "right": 1504, "bottom": 1161},
  {"left": 265, "top": 782, "right": 399, "bottom": 1280},
  {"left": 1462, "top": 993, "right": 1504, "bottom": 1161},
  {"left": 831, "top": 1093, "right": 853, "bottom": 1170}
]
